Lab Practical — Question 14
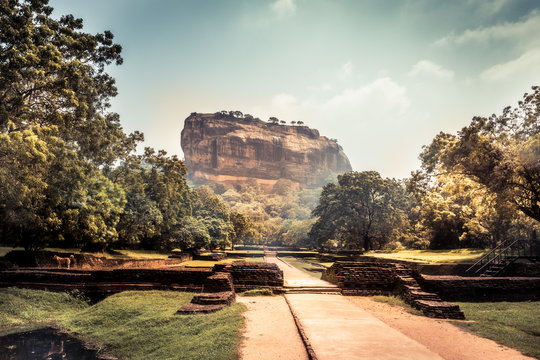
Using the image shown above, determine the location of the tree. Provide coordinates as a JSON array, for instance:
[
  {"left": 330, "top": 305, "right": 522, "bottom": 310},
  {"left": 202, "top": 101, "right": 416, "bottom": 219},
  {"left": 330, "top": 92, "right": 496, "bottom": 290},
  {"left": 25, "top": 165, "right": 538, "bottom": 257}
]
[
  {"left": 291, "top": 121, "right": 297, "bottom": 125},
  {"left": 0, "top": 0, "right": 139, "bottom": 165},
  {"left": 440, "top": 88, "right": 540, "bottom": 222},
  {"left": 297, "top": 121, "right": 304, "bottom": 125},
  {"left": 230, "top": 211, "right": 256, "bottom": 249},
  {"left": 0, "top": 126, "right": 125, "bottom": 251},
  {"left": 193, "top": 186, "right": 233, "bottom": 249},
  {"left": 268, "top": 117, "right": 279, "bottom": 124},
  {"left": 309, "top": 171, "right": 410, "bottom": 250}
]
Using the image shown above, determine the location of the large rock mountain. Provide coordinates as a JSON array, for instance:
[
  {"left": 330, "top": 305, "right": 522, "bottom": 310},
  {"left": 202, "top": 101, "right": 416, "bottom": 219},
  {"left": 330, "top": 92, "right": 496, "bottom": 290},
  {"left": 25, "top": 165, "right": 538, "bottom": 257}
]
[{"left": 181, "top": 112, "right": 352, "bottom": 190}]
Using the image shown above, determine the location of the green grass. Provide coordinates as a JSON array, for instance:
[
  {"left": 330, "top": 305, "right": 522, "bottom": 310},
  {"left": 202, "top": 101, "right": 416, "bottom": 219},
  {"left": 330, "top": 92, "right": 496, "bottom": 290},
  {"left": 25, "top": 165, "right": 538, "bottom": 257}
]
[
  {"left": 226, "top": 250, "right": 265, "bottom": 255},
  {"left": 280, "top": 257, "right": 326, "bottom": 279},
  {"left": 454, "top": 302, "right": 540, "bottom": 359},
  {"left": 0, "top": 288, "right": 88, "bottom": 332},
  {"left": 370, "top": 295, "right": 423, "bottom": 315},
  {"left": 0, "top": 288, "right": 245, "bottom": 360},
  {"left": 182, "top": 257, "right": 264, "bottom": 268},
  {"left": 364, "top": 249, "right": 489, "bottom": 264},
  {"left": 239, "top": 289, "right": 274, "bottom": 296}
]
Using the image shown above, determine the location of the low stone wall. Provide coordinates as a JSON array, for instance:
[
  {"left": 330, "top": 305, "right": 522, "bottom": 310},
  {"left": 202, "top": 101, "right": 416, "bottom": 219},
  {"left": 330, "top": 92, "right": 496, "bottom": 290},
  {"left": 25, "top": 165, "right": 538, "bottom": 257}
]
[
  {"left": 0, "top": 267, "right": 212, "bottom": 296},
  {"left": 216, "top": 262, "right": 284, "bottom": 293},
  {"left": 324, "top": 261, "right": 465, "bottom": 319},
  {"left": 417, "top": 263, "right": 540, "bottom": 277},
  {"left": 420, "top": 275, "right": 540, "bottom": 301},
  {"left": 323, "top": 261, "right": 396, "bottom": 295},
  {"left": 1, "top": 260, "right": 286, "bottom": 297}
]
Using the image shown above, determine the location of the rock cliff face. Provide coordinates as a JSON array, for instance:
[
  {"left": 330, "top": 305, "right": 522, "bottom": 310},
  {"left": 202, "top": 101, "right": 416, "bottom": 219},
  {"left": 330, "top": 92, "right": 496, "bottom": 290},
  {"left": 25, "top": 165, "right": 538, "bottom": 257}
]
[{"left": 181, "top": 112, "right": 352, "bottom": 190}]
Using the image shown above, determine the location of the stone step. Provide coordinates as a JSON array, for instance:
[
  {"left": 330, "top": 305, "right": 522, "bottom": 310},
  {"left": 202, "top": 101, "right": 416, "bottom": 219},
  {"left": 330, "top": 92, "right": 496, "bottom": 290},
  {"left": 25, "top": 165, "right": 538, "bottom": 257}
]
[
  {"left": 285, "top": 286, "right": 342, "bottom": 294},
  {"left": 192, "top": 291, "right": 235, "bottom": 305}
]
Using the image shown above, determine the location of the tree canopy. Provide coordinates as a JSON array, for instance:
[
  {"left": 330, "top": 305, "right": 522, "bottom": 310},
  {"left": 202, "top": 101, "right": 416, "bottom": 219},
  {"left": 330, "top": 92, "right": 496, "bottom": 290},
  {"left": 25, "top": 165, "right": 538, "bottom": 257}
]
[{"left": 310, "top": 171, "right": 410, "bottom": 251}]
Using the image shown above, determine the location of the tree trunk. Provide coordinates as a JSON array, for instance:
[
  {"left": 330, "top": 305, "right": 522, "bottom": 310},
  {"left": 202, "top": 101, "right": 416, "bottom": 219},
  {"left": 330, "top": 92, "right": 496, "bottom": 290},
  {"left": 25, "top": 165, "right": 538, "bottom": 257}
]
[{"left": 363, "top": 235, "right": 371, "bottom": 251}]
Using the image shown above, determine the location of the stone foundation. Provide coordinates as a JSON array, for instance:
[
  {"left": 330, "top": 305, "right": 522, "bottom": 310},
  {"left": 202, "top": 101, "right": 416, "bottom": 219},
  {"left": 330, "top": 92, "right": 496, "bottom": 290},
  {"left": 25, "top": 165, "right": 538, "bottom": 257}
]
[
  {"left": 0, "top": 267, "right": 211, "bottom": 297},
  {"left": 420, "top": 275, "right": 540, "bottom": 301},
  {"left": 216, "top": 262, "right": 284, "bottom": 293},
  {"left": 177, "top": 272, "right": 236, "bottom": 314},
  {"left": 324, "top": 261, "right": 465, "bottom": 319}
]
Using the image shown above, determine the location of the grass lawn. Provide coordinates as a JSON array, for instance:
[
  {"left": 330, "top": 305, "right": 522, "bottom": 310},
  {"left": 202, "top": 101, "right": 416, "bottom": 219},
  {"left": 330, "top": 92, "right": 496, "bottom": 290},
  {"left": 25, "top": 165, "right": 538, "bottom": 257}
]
[
  {"left": 226, "top": 250, "right": 265, "bottom": 255},
  {"left": 0, "top": 288, "right": 245, "bottom": 360},
  {"left": 280, "top": 256, "right": 327, "bottom": 279},
  {"left": 182, "top": 257, "right": 264, "bottom": 268},
  {"left": 454, "top": 301, "right": 540, "bottom": 359},
  {"left": 364, "top": 248, "right": 489, "bottom": 264}
]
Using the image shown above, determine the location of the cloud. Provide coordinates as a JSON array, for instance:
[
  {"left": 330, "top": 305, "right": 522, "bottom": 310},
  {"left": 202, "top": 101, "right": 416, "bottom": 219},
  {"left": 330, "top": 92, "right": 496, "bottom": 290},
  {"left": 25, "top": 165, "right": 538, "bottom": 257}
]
[
  {"left": 270, "top": 0, "right": 296, "bottom": 17},
  {"left": 408, "top": 60, "right": 454, "bottom": 80},
  {"left": 479, "top": 48, "right": 540, "bottom": 81},
  {"left": 434, "top": 10, "right": 540, "bottom": 47},
  {"left": 271, "top": 93, "right": 297, "bottom": 108},
  {"left": 323, "top": 77, "right": 410, "bottom": 116},
  {"left": 475, "top": 0, "right": 510, "bottom": 16},
  {"left": 338, "top": 61, "right": 353, "bottom": 80}
]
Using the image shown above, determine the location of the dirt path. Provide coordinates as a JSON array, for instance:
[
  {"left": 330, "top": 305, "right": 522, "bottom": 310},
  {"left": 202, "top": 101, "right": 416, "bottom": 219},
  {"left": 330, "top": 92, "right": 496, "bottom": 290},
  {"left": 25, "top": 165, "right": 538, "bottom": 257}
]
[
  {"left": 237, "top": 295, "right": 308, "bottom": 360},
  {"left": 347, "top": 297, "right": 533, "bottom": 360}
]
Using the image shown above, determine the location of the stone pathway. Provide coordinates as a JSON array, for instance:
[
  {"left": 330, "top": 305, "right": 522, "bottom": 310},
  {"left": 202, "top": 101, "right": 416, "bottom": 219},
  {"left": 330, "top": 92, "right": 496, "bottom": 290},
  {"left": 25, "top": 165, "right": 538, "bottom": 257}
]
[
  {"left": 265, "top": 255, "right": 338, "bottom": 289},
  {"left": 269, "top": 255, "right": 443, "bottom": 360},
  {"left": 237, "top": 295, "right": 308, "bottom": 360}
]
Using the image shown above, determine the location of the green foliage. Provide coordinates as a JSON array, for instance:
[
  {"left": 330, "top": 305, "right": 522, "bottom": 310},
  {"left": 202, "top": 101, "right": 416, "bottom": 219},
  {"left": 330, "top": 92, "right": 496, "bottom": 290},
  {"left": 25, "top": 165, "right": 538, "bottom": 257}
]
[
  {"left": 0, "top": 0, "right": 137, "bottom": 165},
  {"left": 0, "top": 2, "right": 216, "bottom": 252},
  {"left": 455, "top": 302, "right": 540, "bottom": 359},
  {"left": 230, "top": 211, "right": 257, "bottom": 249},
  {"left": 0, "top": 127, "right": 126, "bottom": 250},
  {"left": 310, "top": 171, "right": 411, "bottom": 250},
  {"left": 221, "top": 181, "right": 320, "bottom": 248},
  {"left": 408, "top": 86, "right": 540, "bottom": 249}
]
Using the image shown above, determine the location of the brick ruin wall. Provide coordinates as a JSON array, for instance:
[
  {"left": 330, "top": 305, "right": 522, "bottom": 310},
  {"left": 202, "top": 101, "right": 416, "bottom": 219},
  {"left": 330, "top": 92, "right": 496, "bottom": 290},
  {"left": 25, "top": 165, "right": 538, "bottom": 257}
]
[
  {"left": 0, "top": 261, "right": 284, "bottom": 297},
  {"left": 323, "top": 261, "right": 465, "bottom": 319},
  {"left": 420, "top": 275, "right": 540, "bottom": 301},
  {"left": 216, "top": 262, "right": 284, "bottom": 293}
]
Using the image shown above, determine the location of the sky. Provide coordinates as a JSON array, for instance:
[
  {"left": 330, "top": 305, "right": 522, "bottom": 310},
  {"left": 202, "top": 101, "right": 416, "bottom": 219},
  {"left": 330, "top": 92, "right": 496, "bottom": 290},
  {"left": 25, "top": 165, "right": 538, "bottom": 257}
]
[{"left": 49, "top": 0, "right": 540, "bottom": 179}]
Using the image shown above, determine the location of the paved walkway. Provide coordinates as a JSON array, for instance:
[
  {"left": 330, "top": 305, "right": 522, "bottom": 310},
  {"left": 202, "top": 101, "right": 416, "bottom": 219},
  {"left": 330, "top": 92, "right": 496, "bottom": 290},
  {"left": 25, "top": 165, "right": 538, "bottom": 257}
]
[
  {"left": 270, "top": 255, "right": 443, "bottom": 360},
  {"left": 237, "top": 295, "right": 308, "bottom": 360},
  {"left": 265, "top": 256, "right": 337, "bottom": 288}
]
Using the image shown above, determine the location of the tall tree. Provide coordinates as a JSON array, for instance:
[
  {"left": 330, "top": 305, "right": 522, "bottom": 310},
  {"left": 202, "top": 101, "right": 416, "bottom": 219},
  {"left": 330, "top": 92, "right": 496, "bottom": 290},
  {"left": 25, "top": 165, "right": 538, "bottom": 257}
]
[
  {"left": 310, "top": 171, "right": 410, "bottom": 251},
  {"left": 442, "top": 86, "right": 539, "bottom": 222},
  {"left": 0, "top": 0, "right": 140, "bottom": 165}
]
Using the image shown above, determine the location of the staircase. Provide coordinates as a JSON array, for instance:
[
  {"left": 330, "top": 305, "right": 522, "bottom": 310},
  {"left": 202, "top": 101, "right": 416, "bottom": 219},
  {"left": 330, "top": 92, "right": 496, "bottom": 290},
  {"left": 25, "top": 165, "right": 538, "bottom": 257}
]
[{"left": 466, "top": 238, "right": 540, "bottom": 277}]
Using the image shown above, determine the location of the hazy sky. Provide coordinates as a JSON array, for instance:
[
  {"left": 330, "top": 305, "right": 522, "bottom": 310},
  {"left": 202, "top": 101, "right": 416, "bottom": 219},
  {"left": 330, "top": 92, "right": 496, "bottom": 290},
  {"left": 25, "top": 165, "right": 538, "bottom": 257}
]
[{"left": 49, "top": 0, "right": 540, "bottom": 179}]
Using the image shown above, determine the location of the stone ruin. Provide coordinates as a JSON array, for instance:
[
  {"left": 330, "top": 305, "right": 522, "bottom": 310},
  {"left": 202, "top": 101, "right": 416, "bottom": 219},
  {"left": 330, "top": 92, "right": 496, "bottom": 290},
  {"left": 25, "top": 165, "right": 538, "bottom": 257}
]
[
  {"left": 324, "top": 261, "right": 465, "bottom": 319},
  {"left": 176, "top": 272, "right": 236, "bottom": 314},
  {"left": 216, "top": 261, "right": 284, "bottom": 293},
  {"left": 176, "top": 262, "right": 285, "bottom": 314}
]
